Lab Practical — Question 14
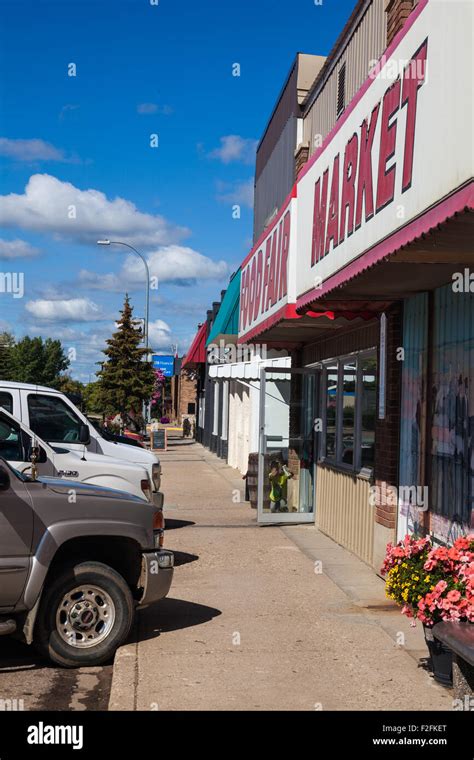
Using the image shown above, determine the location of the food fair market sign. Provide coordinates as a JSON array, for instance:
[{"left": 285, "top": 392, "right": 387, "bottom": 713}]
[
  {"left": 239, "top": 191, "right": 297, "bottom": 341},
  {"left": 296, "top": 0, "right": 473, "bottom": 306}
]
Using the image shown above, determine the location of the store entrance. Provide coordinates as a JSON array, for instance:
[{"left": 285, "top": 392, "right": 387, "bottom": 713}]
[{"left": 257, "top": 367, "right": 321, "bottom": 524}]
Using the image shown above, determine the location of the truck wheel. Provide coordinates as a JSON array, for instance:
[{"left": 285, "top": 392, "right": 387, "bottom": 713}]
[{"left": 35, "top": 562, "right": 134, "bottom": 668}]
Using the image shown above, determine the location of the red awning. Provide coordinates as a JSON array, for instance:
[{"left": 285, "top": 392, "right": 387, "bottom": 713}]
[{"left": 182, "top": 322, "right": 207, "bottom": 367}]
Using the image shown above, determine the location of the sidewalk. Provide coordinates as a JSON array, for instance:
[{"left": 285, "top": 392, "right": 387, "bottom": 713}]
[{"left": 109, "top": 440, "right": 452, "bottom": 711}]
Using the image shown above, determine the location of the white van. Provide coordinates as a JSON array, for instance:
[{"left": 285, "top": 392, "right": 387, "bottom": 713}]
[
  {"left": 0, "top": 406, "right": 154, "bottom": 502},
  {"left": 0, "top": 382, "right": 162, "bottom": 505}
]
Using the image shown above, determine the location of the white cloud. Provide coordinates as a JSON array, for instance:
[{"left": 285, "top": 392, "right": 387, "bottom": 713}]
[
  {"left": 0, "top": 137, "right": 77, "bottom": 163},
  {"left": 0, "top": 174, "right": 189, "bottom": 247},
  {"left": 0, "top": 238, "right": 39, "bottom": 259},
  {"left": 25, "top": 297, "right": 103, "bottom": 322},
  {"left": 123, "top": 245, "right": 228, "bottom": 285},
  {"left": 149, "top": 319, "right": 173, "bottom": 350},
  {"left": 216, "top": 178, "right": 254, "bottom": 208},
  {"left": 78, "top": 245, "right": 228, "bottom": 291},
  {"left": 137, "top": 103, "right": 173, "bottom": 115},
  {"left": 209, "top": 135, "right": 258, "bottom": 165},
  {"left": 59, "top": 104, "right": 80, "bottom": 121}
]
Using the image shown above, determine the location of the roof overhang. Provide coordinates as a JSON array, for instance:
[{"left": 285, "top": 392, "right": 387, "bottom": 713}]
[{"left": 297, "top": 186, "right": 474, "bottom": 315}]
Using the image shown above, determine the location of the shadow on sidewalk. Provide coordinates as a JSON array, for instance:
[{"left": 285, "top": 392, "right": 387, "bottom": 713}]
[
  {"left": 166, "top": 519, "right": 196, "bottom": 531},
  {"left": 136, "top": 598, "right": 221, "bottom": 640},
  {"left": 173, "top": 551, "right": 199, "bottom": 567}
]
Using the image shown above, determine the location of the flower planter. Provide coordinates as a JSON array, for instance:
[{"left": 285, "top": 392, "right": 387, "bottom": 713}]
[{"left": 423, "top": 624, "right": 453, "bottom": 686}]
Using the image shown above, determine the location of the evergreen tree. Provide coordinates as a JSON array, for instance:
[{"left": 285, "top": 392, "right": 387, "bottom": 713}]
[
  {"left": 0, "top": 332, "right": 15, "bottom": 381},
  {"left": 97, "top": 296, "right": 155, "bottom": 431}
]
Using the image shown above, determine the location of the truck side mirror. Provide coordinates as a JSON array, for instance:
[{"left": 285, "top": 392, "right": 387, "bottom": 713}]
[
  {"left": 0, "top": 465, "right": 10, "bottom": 491},
  {"left": 28, "top": 444, "right": 48, "bottom": 465},
  {"left": 79, "top": 424, "right": 91, "bottom": 445}
]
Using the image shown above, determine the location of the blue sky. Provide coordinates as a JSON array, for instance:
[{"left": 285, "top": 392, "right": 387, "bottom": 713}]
[{"left": 0, "top": 0, "right": 355, "bottom": 382}]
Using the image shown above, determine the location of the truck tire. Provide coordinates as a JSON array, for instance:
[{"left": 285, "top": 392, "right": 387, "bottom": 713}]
[{"left": 35, "top": 561, "right": 135, "bottom": 668}]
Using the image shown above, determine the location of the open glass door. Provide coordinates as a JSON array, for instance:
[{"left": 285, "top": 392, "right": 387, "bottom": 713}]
[{"left": 257, "top": 366, "right": 321, "bottom": 524}]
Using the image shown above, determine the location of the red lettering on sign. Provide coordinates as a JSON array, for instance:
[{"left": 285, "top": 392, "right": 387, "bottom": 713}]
[
  {"left": 254, "top": 248, "right": 263, "bottom": 322},
  {"left": 376, "top": 77, "right": 401, "bottom": 213},
  {"left": 266, "top": 229, "right": 277, "bottom": 310},
  {"left": 278, "top": 211, "right": 291, "bottom": 300},
  {"left": 274, "top": 221, "right": 283, "bottom": 306},
  {"left": 311, "top": 170, "right": 329, "bottom": 266},
  {"left": 248, "top": 256, "right": 256, "bottom": 324},
  {"left": 262, "top": 239, "right": 271, "bottom": 315},
  {"left": 325, "top": 154, "right": 340, "bottom": 255},
  {"left": 401, "top": 38, "right": 428, "bottom": 193},
  {"left": 339, "top": 133, "right": 358, "bottom": 244},
  {"left": 240, "top": 267, "right": 248, "bottom": 330},
  {"left": 355, "top": 103, "right": 380, "bottom": 229}
]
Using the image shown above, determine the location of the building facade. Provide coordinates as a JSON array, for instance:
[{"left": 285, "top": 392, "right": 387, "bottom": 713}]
[{"left": 236, "top": 0, "right": 473, "bottom": 568}]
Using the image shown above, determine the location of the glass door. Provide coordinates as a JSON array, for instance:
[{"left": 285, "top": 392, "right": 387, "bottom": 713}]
[{"left": 257, "top": 367, "right": 321, "bottom": 524}]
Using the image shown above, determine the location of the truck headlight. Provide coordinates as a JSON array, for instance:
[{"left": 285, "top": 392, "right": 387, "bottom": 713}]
[{"left": 152, "top": 463, "right": 161, "bottom": 491}]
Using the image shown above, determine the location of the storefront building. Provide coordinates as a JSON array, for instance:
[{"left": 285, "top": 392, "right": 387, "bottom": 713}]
[{"left": 236, "top": 0, "right": 473, "bottom": 568}]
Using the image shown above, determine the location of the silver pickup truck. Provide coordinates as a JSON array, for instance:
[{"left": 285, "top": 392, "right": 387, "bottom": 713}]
[{"left": 0, "top": 458, "right": 174, "bottom": 667}]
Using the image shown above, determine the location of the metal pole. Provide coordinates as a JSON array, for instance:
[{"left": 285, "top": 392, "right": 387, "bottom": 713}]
[{"left": 98, "top": 241, "right": 151, "bottom": 425}]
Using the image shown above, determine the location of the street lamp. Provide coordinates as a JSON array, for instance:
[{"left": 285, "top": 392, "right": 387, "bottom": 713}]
[
  {"left": 97, "top": 239, "right": 152, "bottom": 423},
  {"left": 97, "top": 240, "right": 150, "bottom": 354}
]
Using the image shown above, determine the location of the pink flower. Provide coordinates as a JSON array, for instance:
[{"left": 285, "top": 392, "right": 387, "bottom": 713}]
[{"left": 447, "top": 589, "right": 461, "bottom": 603}]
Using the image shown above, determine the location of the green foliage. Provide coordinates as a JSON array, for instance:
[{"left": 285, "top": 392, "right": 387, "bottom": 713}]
[
  {"left": 0, "top": 332, "right": 15, "bottom": 381},
  {"left": 97, "top": 296, "right": 155, "bottom": 430},
  {"left": 82, "top": 382, "right": 103, "bottom": 415},
  {"left": 0, "top": 335, "right": 69, "bottom": 386}
]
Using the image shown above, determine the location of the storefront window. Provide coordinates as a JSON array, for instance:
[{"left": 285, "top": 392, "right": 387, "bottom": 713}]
[
  {"left": 325, "top": 364, "right": 338, "bottom": 459},
  {"left": 321, "top": 352, "right": 377, "bottom": 472},
  {"left": 341, "top": 362, "right": 356, "bottom": 466},
  {"left": 361, "top": 358, "right": 377, "bottom": 468}
]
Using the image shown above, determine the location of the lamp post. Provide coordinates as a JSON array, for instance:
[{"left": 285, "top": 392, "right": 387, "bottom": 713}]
[{"left": 97, "top": 239, "right": 152, "bottom": 424}]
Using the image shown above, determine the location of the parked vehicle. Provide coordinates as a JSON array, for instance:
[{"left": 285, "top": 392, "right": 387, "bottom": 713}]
[
  {"left": 87, "top": 418, "right": 145, "bottom": 449},
  {"left": 0, "top": 407, "right": 159, "bottom": 506},
  {"left": 0, "top": 458, "right": 174, "bottom": 667},
  {"left": 0, "top": 382, "right": 162, "bottom": 504}
]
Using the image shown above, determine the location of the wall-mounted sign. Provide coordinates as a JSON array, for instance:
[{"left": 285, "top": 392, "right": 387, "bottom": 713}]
[
  {"left": 152, "top": 355, "right": 175, "bottom": 377},
  {"left": 296, "top": 0, "right": 473, "bottom": 305},
  {"left": 239, "top": 191, "right": 297, "bottom": 341}
]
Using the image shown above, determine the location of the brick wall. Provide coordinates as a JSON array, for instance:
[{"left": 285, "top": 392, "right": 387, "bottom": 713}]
[
  {"left": 374, "top": 304, "right": 402, "bottom": 530},
  {"left": 178, "top": 371, "right": 197, "bottom": 422},
  {"left": 385, "top": 0, "right": 416, "bottom": 46},
  {"left": 294, "top": 142, "right": 310, "bottom": 181}
]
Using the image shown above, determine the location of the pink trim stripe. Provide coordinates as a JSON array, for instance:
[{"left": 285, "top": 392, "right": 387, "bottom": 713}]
[
  {"left": 297, "top": 0, "right": 429, "bottom": 183},
  {"left": 297, "top": 182, "right": 474, "bottom": 311}
]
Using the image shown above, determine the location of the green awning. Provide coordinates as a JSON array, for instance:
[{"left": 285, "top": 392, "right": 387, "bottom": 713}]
[{"left": 206, "top": 270, "right": 241, "bottom": 346}]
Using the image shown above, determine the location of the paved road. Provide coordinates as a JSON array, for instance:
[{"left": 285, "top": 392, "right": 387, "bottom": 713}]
[{"left": 0, "top": 637, "right": 112, "bottom": 711}]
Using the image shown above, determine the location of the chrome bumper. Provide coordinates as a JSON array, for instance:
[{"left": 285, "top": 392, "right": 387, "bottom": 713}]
[
  {"left": 152, "top": 491, "right": 164, "bottom": 509},
  {"left": 139, "top": 550, "right": 174, "bottom": 607}
]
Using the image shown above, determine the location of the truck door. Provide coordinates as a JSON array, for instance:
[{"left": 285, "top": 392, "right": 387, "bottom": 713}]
[
  {"left": 21, "top": 390, "right": 95, "bottom": 453},
  {"left": 0, "top": 388, "right": 21, "bottom": 418},
  {"left": 0, "top": 463, "right": 33, "bottom": 608}
]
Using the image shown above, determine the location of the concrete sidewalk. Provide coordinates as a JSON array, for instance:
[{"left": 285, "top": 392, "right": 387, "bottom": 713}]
[{"left": 109, "top": 440, "right": 452, "bottom": 711}]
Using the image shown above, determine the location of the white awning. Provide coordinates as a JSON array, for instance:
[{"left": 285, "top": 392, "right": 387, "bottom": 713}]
[{"left": 209, "top": 356, "right": 291, "bottom": 380}]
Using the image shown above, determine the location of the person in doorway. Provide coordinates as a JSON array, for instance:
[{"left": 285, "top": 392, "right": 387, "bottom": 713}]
[{"left": 268, "top": 460, "right": 293, "bottom": 513}]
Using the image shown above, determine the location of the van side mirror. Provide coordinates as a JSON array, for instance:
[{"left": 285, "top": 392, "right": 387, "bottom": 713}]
[
  {"left": 0, "top": 466, "right": 10, "bottom": 491},
  {"left": 79, "top": 424, "right": 91, "bottom": 445}
]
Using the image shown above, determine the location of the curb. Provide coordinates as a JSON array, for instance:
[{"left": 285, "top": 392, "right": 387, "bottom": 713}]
[{"left": 108, "top": 639, "right": 137, "bottom": 711}]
